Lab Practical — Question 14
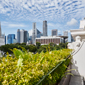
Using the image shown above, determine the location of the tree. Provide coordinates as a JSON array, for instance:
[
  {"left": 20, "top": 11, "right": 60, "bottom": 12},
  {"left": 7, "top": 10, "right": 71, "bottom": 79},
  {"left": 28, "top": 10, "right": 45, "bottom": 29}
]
[
  {"left": 36, "top": 42, "right": 41, "bottom": 49},
  {"left": 28, "top": 45, "right": 37, "bottom": 53},
  {"left": 37, "top": 45, "right": 48, "bottom": 53}
]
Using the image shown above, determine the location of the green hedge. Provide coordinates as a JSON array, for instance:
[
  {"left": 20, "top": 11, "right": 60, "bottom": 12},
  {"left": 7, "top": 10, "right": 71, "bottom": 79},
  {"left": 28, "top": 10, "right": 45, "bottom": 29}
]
[{"left": 0, "top": 48, "right": 71, "bottom": 85}]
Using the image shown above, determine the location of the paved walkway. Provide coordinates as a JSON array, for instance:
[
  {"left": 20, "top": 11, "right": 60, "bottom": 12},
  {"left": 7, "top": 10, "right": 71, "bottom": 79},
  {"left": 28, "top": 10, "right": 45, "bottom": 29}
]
[{"left": 69, "top": 75, "right": 84, "bottom": 85}]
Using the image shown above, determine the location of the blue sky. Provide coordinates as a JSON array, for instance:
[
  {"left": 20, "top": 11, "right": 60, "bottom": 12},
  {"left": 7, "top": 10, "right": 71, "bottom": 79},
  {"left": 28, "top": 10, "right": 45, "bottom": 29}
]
[{"left": 0, "top": 0, "right": 85, "bottom": 42}]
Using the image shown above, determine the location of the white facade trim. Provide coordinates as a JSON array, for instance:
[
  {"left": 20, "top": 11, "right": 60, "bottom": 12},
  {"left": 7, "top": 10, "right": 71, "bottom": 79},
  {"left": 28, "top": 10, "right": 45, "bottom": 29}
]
[
  {"left": 36, "top": 36, "right": 61, "bottom": 39},
  {"left": 71, "top": 31, "right": 85, "bottom": 35}
]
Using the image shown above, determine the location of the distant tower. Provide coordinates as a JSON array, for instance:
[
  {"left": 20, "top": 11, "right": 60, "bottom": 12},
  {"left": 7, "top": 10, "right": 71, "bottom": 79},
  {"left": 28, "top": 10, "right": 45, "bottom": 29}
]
[
  {"left": 5, "top": 36, "right": 6, "bottom": 44},
  {"left": 17, "top": 29, "right": 20, "bottom": 43},
  {"left": 0, "top": 22, "right": 5, "bottom": 46},
  {"left": 24, "top": 30, "right": 28, "bottom": 43},
  {"left": 32, "top": 22, "right": 37, "bottom": 44},
  {"left": 52, "top": 29, "right": 57, "bottom": 36},
  {"left": 7, "top": 34, "right": 15, "bottom": 44},
  {"left": 37, "top": 29, "right": 43, "bottom": 38},
  {"left": 20, "top": 29, "right": 24, "bottom": 43},
  {"left": 0, "top": 22, "right": 1, "bottom": 36},
  {"left": 43, "top": 20, "right": 47, "bottom": 36},
  {"left": 63, "top": 31, "right": 68, "bottom": 36},
  {"left": 63, "top": 31, "right": 68, "bottom": 42}
]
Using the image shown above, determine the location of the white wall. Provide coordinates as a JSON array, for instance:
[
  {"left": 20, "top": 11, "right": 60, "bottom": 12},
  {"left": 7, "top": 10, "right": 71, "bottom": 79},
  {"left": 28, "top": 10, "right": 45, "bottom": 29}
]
[
  {"left": 71, "top": 40, "right": 85, "bottom": 78},
  {"left": 80, "top": 20, "right": 85, "bottom": 28}
]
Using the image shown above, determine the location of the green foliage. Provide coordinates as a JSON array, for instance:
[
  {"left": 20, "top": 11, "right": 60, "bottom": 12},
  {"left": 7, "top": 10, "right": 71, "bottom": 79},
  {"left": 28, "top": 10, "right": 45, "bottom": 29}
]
[
  {"left": 0, "top": 44, "right": 37, "bottom": 54},
  {"left": 37, "top": 45, "right": 48, "bottom": 53},
  {"left": 37, "top": 43, "right": 68, "bottom": 53},
  {"left": 28, "top": 45, "right": 37, "bottom": 53},
  {"left": 0, "top": 42, "right": 68, "bottom": 54},
  {"left": 0, "top": 49, "right": 71, "bottom": 85},
  {"left": 59, "top": 43, "right": 68, "bottom": 49},
  {"left": 36, "top": 42, "right": 41, "bottom": 49},
  {"left": 20, "top": 43, "right": 26, "bottom": 45}
]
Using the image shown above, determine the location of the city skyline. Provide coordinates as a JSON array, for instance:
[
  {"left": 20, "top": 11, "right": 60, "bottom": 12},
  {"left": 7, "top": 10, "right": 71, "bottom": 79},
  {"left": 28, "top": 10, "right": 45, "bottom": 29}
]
[{"left": 0, "top": 0, "right": 85, "bottom": 42}]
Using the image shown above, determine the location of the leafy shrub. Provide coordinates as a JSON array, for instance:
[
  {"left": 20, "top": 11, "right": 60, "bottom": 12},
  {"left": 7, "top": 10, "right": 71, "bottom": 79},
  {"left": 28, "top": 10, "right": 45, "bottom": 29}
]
[{"left": 0, "top": 48, "right": 71, "bottom": 85}]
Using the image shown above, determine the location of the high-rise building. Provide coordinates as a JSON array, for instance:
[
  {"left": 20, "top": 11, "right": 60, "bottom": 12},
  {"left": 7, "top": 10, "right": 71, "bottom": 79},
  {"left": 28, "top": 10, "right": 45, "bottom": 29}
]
[
  {"left": 0, "top": 23, "right": 5, "bottom": 46},
  {"left": 0, "top": 22, "right": 1, "bottom": 36},
  {"left": 43, "top": 20, "right": 47, "bottom": 36},
  {"left": 71, "top": 35, "right": 74, "bottom": 42},
  {"left": 20, "top": 29, "right": 24, "bottom": 43},
  {"left": 52, "top": 29, "right": 57, "bottom": 36},
  {"left": 24, "top": 30, "right": 28, "bottom": 43},
  {"left": 13, "top": 39, "right": 17, "bottom": 44},
  {"left": 63, "top": 31, "right": 68, "bottom": 36},
  {"left": 17, "top": 29, "right": 29, "bottom": 43},
  {"left": 0, "top": 22, "right": 5, "bottom": 46},
  {"left": 17, "top": 29, "right": 20, "bottom": 43},
  {"left": 32, "top": 22, "right": 37, "bottom": 44},
  {"left": 7, "top": 34, "right": 15, "bottom": 44},
  {"left": 63, "top": 31, "right": 68, "bottom": 42},
  {"left": 27, "top": 32, "right": 29, "bottom": 41},
  {"left": 37, "top": 29, "right": 43, "bottom": 38},
  {"left": 5, "top": 36, "right": 6, "bottom": 44}
]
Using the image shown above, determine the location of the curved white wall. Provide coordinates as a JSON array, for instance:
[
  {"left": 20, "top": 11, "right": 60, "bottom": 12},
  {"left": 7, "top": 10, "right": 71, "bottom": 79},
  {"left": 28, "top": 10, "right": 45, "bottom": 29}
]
[{"left": 71, "top": 39, "right": 85, "bottom": 78}]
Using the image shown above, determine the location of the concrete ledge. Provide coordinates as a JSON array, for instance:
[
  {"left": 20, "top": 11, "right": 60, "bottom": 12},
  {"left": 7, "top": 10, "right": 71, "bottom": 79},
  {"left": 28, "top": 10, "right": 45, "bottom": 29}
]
[{"left": 69, "top": 75, "right": 84, "bottom": 85}]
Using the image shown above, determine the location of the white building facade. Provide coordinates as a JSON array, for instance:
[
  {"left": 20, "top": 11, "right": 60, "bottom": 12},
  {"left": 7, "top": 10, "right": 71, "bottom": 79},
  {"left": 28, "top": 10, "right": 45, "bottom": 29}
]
[
  {"left": 36, "top": 36, "right": 67, "bottom": 45},
  {"left": 71, "top": 18, "right": 85, "bottom": 42},
  {"left": 68, "top": 18, "right": 85, "bottom": 78}
]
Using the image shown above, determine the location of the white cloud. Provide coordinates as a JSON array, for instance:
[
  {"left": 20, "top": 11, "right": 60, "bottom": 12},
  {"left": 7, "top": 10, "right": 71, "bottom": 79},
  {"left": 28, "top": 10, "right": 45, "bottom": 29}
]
[
  {"left": 48, "top": 23, "right": 63, "bottom": 29},
  {"left": 0, "top": 0, "right": 85, "bottom": 22},
  {"left": 67, "top": 18, "right": 78, "bottom": 26},
  {"left": 28, "top": 29, "right": 33, "bottom": 36},
  {"left": 82, "top": 0, "right": 85, "bottom": 5},
  {"left": 1, "top": 21, "right": 27, "bottom": 28},
  {"left": 48, "top": 23, "right": 55, "bottom": 27},
  {"left": 8, "top": 24, "right": 26, "bottom": 28}
]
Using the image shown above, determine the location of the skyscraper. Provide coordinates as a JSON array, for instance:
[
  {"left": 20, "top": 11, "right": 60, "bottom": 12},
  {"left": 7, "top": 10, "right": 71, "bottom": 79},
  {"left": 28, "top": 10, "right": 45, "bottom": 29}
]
[
  {"left": 0, "top": 22, "right": 5, "bottom": 46},
  {"left": 27, "top": 32, "right": 29, "bottom": 41},
  {"left": 52, "top": 29, "right": 57, "bottom": 36},
  {"left": 17, "top": 29, "right": 20, "bottom": 43},
  {"left": 63, "top": 31, "right": 68, "bottom": 42},
  {"left": 37, "top": 29, "right": 43, "bottom": 38},
  {"left": 20, "top": 29, "right": 24, "bottom": 43},
  {"left": 7, "top": 34, "right": 15, "bottom": 44},
  {"left": 0, "top": 22, "right": 1, "bottom": 36},
  {"left": 32, "top": 22, "right": 37, "bottom": 44},
  {"left": 5, "top": 36, "right": 6, "bottom": 44},
  {"left": 24, "top": 30, "right": 28, "bottom": 43},
  {"left": 17, "top": 29, "right": 29, "bottom": 44},
  {"left": 63, "top": 31, "right": 68, "bottom": 36},
  {"left": 43, "top": 20, "right": 47, "bottom": 36}
]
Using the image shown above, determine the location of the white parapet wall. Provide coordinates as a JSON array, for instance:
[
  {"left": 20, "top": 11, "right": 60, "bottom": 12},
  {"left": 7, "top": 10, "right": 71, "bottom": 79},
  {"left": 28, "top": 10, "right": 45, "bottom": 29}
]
[{"left": 68, "top": 38, "right": 85, "bottom": 78}]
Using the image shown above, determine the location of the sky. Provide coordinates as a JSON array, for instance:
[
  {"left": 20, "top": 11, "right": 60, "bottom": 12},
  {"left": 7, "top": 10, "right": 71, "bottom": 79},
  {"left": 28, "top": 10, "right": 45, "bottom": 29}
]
[{"left": 0, "top": 0, "right": 85, "bottom": 42}]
